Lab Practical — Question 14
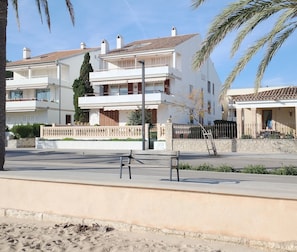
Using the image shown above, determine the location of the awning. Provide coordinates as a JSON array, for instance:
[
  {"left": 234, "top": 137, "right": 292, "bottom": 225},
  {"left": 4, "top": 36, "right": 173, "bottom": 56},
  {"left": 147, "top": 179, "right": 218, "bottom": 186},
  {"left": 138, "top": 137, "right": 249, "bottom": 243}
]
[
  {"left": 93, "top": 80, "right": 128, "bottom": 85},
  {"left": 92, "top": 77, "right": 166, "bottom": 85},
  {"left": 104, "top": 105, "right": 159, "bottom": 111},
  {"left": 127, "top": 77, "right": 167, "bottom": 83}
]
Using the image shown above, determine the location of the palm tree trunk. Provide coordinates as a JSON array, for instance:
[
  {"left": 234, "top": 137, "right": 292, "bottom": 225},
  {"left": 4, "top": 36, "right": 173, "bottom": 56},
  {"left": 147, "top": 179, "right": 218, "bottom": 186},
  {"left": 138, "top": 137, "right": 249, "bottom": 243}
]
[{"left": 0, "top": 1, "right": 8, "bottom": 170}]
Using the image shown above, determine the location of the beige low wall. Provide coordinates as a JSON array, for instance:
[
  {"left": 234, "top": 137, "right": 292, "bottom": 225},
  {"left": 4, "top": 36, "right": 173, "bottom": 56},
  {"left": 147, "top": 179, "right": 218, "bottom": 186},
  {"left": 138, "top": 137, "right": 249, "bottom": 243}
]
[
  {"left": 0, "top": 178, "right": 296, "bottom": 250},
  {"left": 173, "top": 139, "right": 297, "bottom": 153},
  {"left": 7, "top": 138, "right": 35, "bottom": 148}
]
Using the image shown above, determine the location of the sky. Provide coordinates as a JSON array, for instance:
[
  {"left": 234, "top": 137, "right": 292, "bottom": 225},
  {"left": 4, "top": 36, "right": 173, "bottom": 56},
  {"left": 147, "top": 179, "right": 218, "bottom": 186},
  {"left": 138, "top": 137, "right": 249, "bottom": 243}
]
[{"left": 6, "top": 0, "right": 297, "bottom": 89}]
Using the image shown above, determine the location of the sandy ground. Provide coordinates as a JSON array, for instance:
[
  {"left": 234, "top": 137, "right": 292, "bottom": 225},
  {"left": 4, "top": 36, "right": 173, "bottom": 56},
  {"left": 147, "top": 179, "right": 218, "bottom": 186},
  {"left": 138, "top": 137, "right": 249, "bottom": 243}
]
[{"left": 0, "top": 217, "right": 275, "bottom": 252}]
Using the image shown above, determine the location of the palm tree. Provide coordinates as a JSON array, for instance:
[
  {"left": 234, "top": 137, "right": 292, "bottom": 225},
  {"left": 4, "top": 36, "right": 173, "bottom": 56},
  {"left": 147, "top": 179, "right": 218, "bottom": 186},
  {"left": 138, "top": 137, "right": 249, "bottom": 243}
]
[
  {"left": 192, "top": 0, "right": 297, "bottom": 99},
  {"left": 0, "top": 0, "right": 74, "bottom": 170}
]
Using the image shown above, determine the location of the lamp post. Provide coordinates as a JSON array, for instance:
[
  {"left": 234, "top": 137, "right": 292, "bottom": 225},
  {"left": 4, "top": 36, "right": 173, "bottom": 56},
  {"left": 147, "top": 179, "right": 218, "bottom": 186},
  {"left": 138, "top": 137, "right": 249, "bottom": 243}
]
[
  {"left": 56, "top": 60, "right": 62, "bottom": 125},
  {"left": 138, "top": 60, "right": 145, "bottom": 150}
]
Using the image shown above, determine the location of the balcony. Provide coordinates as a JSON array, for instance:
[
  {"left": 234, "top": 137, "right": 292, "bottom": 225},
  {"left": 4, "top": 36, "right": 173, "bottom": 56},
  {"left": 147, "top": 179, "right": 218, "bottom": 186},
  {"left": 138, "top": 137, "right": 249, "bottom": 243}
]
[
  {"left": 79, "top": 92, "right": 175, "bottom": 110},
  {"left": 6, "top": 98, "right": 59, "bottom": 112},
  {"left": 90, "top": 65, "right": 181, "bottom": 84},
  {"left": 6, "top": 76, "right": 60, "bottom": 90}
]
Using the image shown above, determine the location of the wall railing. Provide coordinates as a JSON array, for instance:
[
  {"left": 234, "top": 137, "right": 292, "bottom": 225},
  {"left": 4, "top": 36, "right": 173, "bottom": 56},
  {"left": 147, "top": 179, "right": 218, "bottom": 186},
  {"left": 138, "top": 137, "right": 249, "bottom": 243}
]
[{"left": 40, "top": 124, "right": 150, "bottom": 140}]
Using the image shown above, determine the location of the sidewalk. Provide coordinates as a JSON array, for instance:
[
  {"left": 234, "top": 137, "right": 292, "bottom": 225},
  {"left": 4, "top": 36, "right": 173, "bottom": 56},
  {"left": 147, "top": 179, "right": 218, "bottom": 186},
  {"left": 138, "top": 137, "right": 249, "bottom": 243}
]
[{"left": 3, "top": 148, "right": 297, "bottom": 200}]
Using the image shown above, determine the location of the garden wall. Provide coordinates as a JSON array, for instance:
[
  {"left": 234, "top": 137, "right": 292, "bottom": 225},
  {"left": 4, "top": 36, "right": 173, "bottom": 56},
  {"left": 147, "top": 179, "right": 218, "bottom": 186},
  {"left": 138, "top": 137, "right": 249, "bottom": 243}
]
[{"left": 172, "top": 139, "right": 297, "bottom": 153}]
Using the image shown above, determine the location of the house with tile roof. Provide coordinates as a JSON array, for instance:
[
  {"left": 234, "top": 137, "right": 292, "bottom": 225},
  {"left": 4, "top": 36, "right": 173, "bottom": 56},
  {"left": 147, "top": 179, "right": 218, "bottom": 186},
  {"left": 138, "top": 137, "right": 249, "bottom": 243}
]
[
  {"left": 6, "top": 43, "right": 100, "bottom": 127},
  {"left": 226, "top": 86, "right": 297, "bottom": 138},
  {"left": 79, "top": 27, "right": 222, "bottom": 126}
]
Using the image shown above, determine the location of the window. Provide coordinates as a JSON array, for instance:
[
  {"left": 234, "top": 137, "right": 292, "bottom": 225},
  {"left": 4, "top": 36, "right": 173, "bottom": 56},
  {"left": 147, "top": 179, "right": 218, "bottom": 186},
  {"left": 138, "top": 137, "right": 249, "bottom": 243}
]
[
  {"left": 146, "top": 82, "right": 164, "bottom": 94},
  {"left": 119, "top": 85, "right": 128, "bottom": 95},
  {"left": 200, "top": 88, "right": 204, "bottom": 109},
  {"left": 110, "top": 85, "right": 119, "bottom": 96},
  {"left": 36, "top": 89, "right": 50, "bottom": 101},
  {"left": 212, "top": 83, "right": 215, "bottom": 95},
  {"left": 10, "top": 90, "right": 23, "bottom": 99},
  {"left": 66, "top": 115, "right": 71, "bottom": 124},
  {"left": 207, "top": 81, "right": 211, "bottom": 93},
  {"left": 207, "top": 101, "right": 211, "bottom": 114},
  {"left": 189, "top": 84, "right": 193, "bottom": 94},
  {"left": 109, "top": 84, "right": 129, "bottom": 95}
]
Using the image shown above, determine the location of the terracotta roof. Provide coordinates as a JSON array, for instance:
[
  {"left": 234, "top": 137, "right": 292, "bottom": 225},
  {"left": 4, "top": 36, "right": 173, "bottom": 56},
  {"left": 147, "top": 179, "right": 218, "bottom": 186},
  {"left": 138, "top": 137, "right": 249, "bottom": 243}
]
[
  {"left": 233, "top": 87, "right": 297, "bottom": 102},
  {"left": 105, "top": 34, "right": 197, "bottom": 56},
  {"left": 7, "top": 48, "right": 99, "bottom": 67}
]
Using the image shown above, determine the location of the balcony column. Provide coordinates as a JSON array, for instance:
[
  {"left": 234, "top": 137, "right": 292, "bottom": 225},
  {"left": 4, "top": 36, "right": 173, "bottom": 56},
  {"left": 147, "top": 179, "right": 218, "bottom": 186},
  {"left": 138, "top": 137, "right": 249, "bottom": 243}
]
[
  {"left": 28, "top": 67, "right": 32, "bottom": 79},
  {"left": 172, "top": 52, "right": 176, "bottom": 68},
  {"left": 251, "top": 107, "right": 257, "bottom": 138},
  {"left": 295, "top": 107, "right": 297, "bottom": 137},
  {"left": 236, "top": 108, "right": 242, "bottom": 139}
]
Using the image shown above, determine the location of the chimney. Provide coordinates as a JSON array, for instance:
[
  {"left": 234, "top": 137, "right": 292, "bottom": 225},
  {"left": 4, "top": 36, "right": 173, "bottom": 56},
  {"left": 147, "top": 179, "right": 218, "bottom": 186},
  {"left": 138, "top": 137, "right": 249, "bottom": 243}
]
[
  {"left": 171, "top": 26, "right": 177, "bottom": 37},
  {"left": 80, "top": 42, "right": 86, "bottom": 49},
  {"left": 23, "top": 47, "right": 31, "bottom": 59},
  {"left": 101, "top": 39, "right": 109, "bottom": 54},
  {"left": 116, "top": 34, "right": 124, "bottom": 49}
]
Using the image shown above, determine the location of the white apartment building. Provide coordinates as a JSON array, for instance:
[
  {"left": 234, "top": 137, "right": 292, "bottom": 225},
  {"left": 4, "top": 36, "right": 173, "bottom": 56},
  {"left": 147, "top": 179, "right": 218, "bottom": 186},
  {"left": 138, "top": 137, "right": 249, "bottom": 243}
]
[
  {"left": 79, "top": 28, "right": 222, "bottom": 126},
  {"left": 6, "top": 43, "right": 100, "bottom": 128}
]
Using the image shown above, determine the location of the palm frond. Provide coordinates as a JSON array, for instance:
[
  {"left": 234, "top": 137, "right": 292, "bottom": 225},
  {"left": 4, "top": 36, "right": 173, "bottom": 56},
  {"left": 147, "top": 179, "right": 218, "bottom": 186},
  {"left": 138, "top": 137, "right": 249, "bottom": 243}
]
[
  {"left": 219, "top": 21, "right": 287, "bottom": 101},
  {"left": 191, "top": 0, "right": 206, "bottom": 8},
  {"left": 231, "top": 4, "right": 285, "bottom": 57},
  {"left": 35, "top": 0, "right": 43, "bottom": 24},
  {"left": 10, "top": 0, "right": 20, "bottom": 29},
  {"left": 193, "top": 0, "right": 273, "bottom": 69},
  {"left": 65, "top": 0, "right": 75, "bottom": 25},
  {"left": 219, "top": 39, "right": 264, "bottom": 101},
  {"left": 255, "top": 21, "right": 297, "bottom": 89},
  {"left": 40, "top": 0, "right": 51, "bottom": 30},
  {"left": 193, "top": 0, "right": 297, "bottom": 98}
]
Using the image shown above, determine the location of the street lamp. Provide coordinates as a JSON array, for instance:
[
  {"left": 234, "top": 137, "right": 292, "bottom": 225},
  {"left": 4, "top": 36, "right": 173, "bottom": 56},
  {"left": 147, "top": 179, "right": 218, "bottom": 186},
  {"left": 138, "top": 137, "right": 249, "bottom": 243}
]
[
  {"left": 56, "top": 60, "right": 62, "bottom": 125},
  {"left": 138, "top": 60, "right": 145, "bottom": 150}
]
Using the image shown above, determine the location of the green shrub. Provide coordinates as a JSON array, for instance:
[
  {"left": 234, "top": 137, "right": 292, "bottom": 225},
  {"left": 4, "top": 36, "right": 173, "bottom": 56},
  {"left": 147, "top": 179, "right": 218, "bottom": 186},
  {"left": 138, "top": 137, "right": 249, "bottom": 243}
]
[
  {"left": 11, "top": 124, "right": 33, "bottom": 139},
  {"left": 32, "top": 123, "right": 43, "bottom": 137},
  {"left": 283, "top": 133, "right": 294, "bottom": 139},
  {"left": 242, "top": 164, "right": 268, "bottom": 174},
  {"left": 178, "top": 162, "right": 297, "bottom": 176},
  {"left": 10, "top": 123, "right": 43, "bottom": 139},
  {"left": 195, "top": 163, "right": 215, "bottom": 171},
  {"left": 215, "top": 165, "right": 235, "bottom": 172},
  {"left": 179, "top": 162, "right": 215, "bottom": 171},
  {"left": 178, "top": 162, "right": 193, "bottom": 170},
  {"left": 272, "top": 166, "right": 297, "bottom": 175},
  {"left": 241, "top": 134, "right": 252, "bottom": 139}
]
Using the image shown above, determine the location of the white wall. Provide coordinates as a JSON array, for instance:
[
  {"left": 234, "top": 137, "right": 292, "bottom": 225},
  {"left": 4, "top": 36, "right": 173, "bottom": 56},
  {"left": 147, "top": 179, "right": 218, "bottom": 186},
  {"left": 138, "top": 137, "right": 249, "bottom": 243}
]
[
  {"left": 169, "top": 34, "right": 222, "bottom": 125},
  {"left": 6, "top": 111, "right": 48, "bottom": 128},
  {"left": 89, "top": 109, "right": 99, "bottom": 125}
]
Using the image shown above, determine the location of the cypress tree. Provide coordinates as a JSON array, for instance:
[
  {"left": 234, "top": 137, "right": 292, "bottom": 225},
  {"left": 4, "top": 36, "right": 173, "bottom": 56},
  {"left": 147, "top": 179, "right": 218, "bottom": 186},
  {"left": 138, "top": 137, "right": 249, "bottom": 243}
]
[{"left": 73, "top": 53, "right": 94, "bottom": 122}]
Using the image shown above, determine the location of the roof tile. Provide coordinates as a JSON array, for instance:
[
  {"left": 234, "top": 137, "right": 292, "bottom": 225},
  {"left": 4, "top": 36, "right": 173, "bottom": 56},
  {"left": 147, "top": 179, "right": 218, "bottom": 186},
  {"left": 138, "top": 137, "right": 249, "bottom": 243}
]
[
  {"left": 233, "top": 87, "right": 297, "bottom": 102},
  {"left": 105, "top": 34, "right": 197, "bottom": 56},
  {"left": 7, "top": 48, "right": 99, "bottom": 67}
]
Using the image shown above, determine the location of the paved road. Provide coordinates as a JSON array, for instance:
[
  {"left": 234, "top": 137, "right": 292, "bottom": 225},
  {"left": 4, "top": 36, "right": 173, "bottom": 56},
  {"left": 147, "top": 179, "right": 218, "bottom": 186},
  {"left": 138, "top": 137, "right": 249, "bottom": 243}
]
[{"left": 2, "top": 148, "right": 297, "bottom": 200}]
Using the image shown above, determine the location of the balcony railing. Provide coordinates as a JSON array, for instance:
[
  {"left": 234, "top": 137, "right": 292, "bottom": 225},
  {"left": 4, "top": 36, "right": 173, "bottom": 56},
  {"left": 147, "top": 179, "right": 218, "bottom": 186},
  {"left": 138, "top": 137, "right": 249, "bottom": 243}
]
[
  {"left": 6, "top": 76, "right": 64, "bottom": 90},
  {"left": 6, "top": 99, "right": 58, "bottom": 112},
  {"left": 90, "top": 65, "right": 181, "bottom": 83}
]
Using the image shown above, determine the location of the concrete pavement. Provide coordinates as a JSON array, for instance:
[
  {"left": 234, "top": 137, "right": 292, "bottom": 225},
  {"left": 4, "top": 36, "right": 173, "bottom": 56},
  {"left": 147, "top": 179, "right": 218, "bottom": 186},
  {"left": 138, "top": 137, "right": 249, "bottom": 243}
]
[{"left": 2, "top": 148, "right": 297, "bottom": 200}]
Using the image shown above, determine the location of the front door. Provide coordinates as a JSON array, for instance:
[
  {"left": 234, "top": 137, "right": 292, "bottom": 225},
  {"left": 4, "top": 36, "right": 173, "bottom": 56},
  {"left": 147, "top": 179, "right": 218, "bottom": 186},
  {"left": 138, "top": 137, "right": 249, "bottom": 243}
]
[{"left": 262, "top": 110, "right": 272, "bottom": 129}]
